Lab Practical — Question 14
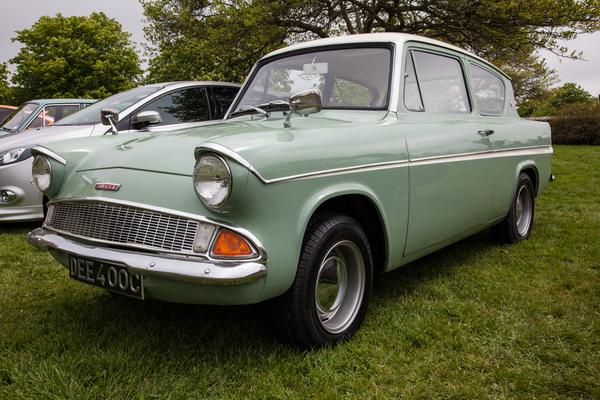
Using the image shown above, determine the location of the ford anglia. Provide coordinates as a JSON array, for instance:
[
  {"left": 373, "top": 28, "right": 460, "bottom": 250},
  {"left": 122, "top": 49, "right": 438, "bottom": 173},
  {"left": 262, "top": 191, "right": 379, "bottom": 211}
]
[{"left": 27, "top": 33, "right": 553, "bottom": 348}]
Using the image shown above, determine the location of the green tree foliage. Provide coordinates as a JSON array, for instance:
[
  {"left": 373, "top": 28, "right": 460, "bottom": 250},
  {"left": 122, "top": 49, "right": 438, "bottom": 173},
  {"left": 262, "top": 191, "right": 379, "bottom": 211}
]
[
  {"left": 141, "top": 0, "right": 287, "bottom": 83},
  {"left": 518, "top": 82, "right": 594, "bottom": 117},
  {"left": 0, "top": 64, "right": 13, "bottom": 104},
  {"left": 142, "top": 0, "right": 600, "bottom": 101},
  {"left": 10, "top": 13, "right": 141, "bottom": 103}
]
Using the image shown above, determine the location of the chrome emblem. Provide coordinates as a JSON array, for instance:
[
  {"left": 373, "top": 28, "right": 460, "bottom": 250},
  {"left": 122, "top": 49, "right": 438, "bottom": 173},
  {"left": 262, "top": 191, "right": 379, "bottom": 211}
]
[{"left": 95, "top": 183, "right": 121, "bottom": 191}]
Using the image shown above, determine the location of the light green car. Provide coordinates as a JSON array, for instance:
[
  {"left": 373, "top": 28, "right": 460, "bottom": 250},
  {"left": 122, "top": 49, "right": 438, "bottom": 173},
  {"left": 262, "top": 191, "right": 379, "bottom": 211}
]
[{"left": 28, "top": 33, "right": 552, "bottom": 348}]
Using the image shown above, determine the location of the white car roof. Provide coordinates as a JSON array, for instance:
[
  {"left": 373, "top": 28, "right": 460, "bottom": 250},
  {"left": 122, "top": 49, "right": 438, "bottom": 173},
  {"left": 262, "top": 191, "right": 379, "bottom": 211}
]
[{"left": 263, "top": 33, "right": 509, "bottom": 79}]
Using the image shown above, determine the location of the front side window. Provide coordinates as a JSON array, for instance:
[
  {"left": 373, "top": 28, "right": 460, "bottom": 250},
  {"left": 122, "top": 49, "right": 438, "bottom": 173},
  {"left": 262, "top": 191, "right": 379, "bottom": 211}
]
[
  {"left": 27, "top": 104, "right": 82, "bottom": 129},
  {"left": 469, "top": 64, "right": 505, "bottom": 115},
  {"left": 411, "top": 51, "right": 470, "bottom": 113},
  {"left": 231, "top": 47, "right": 392, "bottom": 115},
  {"left": 134, "top": 87, "right": 211, "bottom": 127}
]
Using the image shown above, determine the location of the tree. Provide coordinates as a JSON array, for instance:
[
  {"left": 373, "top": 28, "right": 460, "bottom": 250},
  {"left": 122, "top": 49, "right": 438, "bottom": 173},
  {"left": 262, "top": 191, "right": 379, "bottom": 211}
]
[
  {"left": 142, "top": 0, "right": 287, "bottom": 83},
  {"left": 0, "top": 64, "right": 13, "bottom": 104},
  {"left": 10, "top": 13, "right": 141, "bottom": 103},
  {"left": 518, "top": 82, "right": 594, "bottom": 117},
  {"left": 142, "top": 0, "right": 599, "bottom": 100}
]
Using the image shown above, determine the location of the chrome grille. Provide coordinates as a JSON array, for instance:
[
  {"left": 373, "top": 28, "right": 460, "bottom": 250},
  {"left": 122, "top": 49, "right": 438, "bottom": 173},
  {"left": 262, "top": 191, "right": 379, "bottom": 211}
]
[{"left": 45, "top": 200, "right": 199, "bottom": 254}]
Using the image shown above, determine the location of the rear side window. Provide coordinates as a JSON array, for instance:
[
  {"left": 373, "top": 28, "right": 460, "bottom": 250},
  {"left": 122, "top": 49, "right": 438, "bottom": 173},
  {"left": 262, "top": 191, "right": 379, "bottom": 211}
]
[
  {"left": 212, "top": 86, "right": 239, "bottom": 119},
  {"left": 469, "top": 64, "right": 505, "bottom": 115},
  {"left": 410, "top": 51, "right": 470, "bottom": 113}
]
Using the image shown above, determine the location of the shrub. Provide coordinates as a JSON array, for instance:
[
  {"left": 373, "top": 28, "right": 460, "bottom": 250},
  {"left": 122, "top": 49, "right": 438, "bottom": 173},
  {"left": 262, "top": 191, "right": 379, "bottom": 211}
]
[{"left": 550, "top": 102, "right": 600, "bottom": 145}]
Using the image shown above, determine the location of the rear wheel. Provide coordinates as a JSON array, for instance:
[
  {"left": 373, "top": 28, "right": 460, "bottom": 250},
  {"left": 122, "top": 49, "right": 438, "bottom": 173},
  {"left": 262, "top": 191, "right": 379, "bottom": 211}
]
[
  {"left": 279, "top": 213, "right": 373, "bottom": 348},
  {"left": 493, "top": 172, "right": 535, "bottom": 243}
]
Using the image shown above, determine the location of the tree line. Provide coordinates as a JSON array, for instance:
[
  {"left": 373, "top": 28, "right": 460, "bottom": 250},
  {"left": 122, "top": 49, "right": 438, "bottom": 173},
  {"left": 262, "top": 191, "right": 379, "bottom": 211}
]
[{"left": 1, "top": 0, "right": 599, "bottom": 116}]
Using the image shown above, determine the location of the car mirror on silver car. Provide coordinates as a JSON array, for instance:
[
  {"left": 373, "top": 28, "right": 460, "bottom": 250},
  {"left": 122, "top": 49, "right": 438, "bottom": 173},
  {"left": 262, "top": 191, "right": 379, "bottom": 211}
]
[
  {"left": 101, "top": 108, "right": 119, "bottom": 135},
  {"left": 133, "top": 110, "right": 163, "bottom": 128},
  {"left": 284, "top": 88, "right": 323, "bottom": 128}
]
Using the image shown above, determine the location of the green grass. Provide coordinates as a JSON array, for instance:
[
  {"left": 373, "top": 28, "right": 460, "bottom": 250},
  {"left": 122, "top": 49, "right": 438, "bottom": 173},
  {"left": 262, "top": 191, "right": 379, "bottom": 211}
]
[{"left": 1, "top": 145, "right": 599, "bottom": 399}]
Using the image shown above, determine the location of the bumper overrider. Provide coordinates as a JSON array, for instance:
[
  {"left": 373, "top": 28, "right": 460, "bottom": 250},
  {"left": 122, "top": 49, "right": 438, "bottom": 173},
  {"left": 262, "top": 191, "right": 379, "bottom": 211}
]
[{"left": 28, "top": 227, "right": 268, "bottom": 286}]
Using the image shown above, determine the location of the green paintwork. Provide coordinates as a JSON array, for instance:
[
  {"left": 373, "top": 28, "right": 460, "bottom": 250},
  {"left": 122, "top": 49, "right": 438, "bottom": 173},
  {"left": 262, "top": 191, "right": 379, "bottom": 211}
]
[{"left": 34, "top": 35, "right": 552, "bottom": 305}]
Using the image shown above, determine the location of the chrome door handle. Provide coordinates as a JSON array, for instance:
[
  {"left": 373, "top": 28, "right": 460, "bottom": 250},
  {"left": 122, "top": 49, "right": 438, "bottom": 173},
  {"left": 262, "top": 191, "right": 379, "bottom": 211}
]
[{"left": 477, "top": 129, "right": 494, "bottom": 137}]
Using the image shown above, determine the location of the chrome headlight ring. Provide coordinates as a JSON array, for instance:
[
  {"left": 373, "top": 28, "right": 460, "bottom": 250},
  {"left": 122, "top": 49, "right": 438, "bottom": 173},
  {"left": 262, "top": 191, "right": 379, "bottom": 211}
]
[{"left": 193, "top": 153, "right": 232, "bottom": 209}]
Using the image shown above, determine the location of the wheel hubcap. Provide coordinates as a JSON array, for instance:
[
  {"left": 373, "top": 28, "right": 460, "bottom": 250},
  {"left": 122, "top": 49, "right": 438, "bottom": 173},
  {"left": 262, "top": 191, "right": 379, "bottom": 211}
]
[
  {"left": 515, "top": 185, "right": 532, "bottom": 236},
  {"left": 315, "top": 240, "right": 365, "bottom": 334}
]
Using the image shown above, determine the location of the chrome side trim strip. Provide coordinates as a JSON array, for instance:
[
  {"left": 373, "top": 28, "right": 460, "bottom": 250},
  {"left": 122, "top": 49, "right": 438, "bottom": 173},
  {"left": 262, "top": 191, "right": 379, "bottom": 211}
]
[
  {"left": 45, "top": 197, "right": 268, "bottom": 263},
  {"left": 197, "top": 143, "right": 552, "bottom": 184},
  {"left": 410, "top": 145, "right": 553, "bottom": 166},
  {"left": 28, "top": 228, "right": 267, "bottom": 286},
  {"left": 31, "top": 146, "right": 67, "bottom": 165}
]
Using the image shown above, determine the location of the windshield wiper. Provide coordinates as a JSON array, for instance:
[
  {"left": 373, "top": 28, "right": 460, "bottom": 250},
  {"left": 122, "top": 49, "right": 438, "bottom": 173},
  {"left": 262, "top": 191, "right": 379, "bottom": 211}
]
[
  {"left": 230, "top": 100, "right": 290, "bottom": 118},
  {"left": 0, "top": 127, "right": 12, "bottom": 132}
]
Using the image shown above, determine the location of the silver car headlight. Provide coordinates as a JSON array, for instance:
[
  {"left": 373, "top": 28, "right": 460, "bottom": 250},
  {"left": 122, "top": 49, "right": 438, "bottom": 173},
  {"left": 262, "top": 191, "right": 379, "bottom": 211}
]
[
  {"left": 0, "top": 147, "right": 31, "bottom": 166},
  {"left": 193, "top": 154, "right": 232, "bottom": 208},
  {"left": 32, "top": 155, "right": 52, "bottom": 193}
]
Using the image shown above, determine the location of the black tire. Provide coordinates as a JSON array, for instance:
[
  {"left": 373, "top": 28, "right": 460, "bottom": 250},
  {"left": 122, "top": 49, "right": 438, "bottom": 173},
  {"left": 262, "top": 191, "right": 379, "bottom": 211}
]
[
  {"left": 493, "top": 172, "right": 535, "bottom": 243},
  {"left": 278, "top": 213, "right": 373, "bottom": 348}
]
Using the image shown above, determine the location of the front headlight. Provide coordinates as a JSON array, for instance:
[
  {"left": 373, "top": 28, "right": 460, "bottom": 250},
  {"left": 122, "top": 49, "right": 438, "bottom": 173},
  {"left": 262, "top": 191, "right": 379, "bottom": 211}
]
[
  {"left": 193, "top": 154, "right": 232, "bottom": 208},
  {"left": 0, "top": 148, "right": 31, "bottom": 166},
  {"left": 32, "top": 155, "right": 52, "bottom": 192}
]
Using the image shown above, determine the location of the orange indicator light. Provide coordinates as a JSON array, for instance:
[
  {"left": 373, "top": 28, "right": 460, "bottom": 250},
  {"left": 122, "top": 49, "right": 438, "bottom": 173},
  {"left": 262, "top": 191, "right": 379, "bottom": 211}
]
[{"left": 211, "top": 229, "right": 255, "bottom": 257}]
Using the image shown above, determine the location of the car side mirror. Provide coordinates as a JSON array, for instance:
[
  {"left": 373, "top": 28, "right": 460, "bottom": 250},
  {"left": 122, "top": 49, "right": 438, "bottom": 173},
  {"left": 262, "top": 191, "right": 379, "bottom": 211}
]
[
  {"left": 101, "top": 108, "right": 119, "bottom": 135},
  {"left": 284, "top": 88, "right": 323, "bottom": 128},
  {"left": 133, "top": 110, "right": 162, "bottom": 127}
]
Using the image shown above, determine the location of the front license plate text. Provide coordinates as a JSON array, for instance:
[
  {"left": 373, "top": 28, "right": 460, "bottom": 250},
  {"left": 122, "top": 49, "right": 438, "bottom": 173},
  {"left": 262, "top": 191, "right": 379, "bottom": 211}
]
[{"left": 68, "top": 256, "right": 144, "bottom": 299}]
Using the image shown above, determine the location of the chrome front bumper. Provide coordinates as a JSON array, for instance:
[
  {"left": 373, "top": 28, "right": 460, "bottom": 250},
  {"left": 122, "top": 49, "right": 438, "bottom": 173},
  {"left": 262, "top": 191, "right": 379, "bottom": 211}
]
[{"left": 28, "top": 228, "right": 267, "bottom": 286}]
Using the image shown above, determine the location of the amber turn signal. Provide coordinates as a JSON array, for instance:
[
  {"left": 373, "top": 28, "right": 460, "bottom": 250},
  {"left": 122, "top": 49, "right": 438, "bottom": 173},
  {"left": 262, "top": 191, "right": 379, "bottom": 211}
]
[{"left": 211, "top": 229, "right": 255, "bottom": 257}]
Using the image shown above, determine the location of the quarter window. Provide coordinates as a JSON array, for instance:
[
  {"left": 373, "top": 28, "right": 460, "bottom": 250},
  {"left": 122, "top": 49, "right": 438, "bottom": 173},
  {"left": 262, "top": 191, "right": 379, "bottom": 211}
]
[
  {"left": 212, "top": 86, "right": 239, "bottom": 119},
  {"left": 411, "top": 51, "right": 470, "bottom": 113},
  {"left": 404, "top": 52, "right": 424, "bottom": 111},
  {"left": 469, "top": 64, "right": 505, "bottom": 115}
]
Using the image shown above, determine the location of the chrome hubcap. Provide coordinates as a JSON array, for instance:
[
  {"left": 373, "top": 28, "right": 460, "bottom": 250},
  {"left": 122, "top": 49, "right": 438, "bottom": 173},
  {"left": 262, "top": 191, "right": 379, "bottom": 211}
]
[
  {"left": 315, "top": 240, "right": 365, "bottom": 334},
  {"left": 515, "top": 185, "right": 532, "bottom": 236}
]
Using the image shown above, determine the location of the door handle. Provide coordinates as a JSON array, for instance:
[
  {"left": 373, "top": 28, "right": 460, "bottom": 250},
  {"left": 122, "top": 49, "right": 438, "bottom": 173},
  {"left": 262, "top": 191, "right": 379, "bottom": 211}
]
[{"left": 477, "top": 129, "right": 494, "bottom": 137}]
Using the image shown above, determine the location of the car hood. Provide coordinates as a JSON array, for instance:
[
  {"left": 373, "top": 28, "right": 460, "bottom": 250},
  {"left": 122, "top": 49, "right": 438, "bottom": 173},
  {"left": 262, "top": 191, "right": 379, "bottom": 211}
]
[
  {"left": 44, "top": 110, "right": 396, "bottom": 180},
  {"left": 0, "top": 124, "right": 97, "bottom": 151}
]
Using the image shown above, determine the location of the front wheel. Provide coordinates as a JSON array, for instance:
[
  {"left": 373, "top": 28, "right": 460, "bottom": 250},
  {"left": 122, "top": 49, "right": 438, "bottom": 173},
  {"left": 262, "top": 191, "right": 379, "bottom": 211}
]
[
  {"left": 493, "top": 172, "right": 535, "bottom": 243},
  {"left": 279, "top": 213, "right": 373, "bottom": 348}
]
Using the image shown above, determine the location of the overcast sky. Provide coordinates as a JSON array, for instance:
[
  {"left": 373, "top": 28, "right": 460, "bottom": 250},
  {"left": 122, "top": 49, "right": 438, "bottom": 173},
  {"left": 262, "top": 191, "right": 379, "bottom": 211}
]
[{"left": 1, "top": 0, "right": 599, "bottom": 96}]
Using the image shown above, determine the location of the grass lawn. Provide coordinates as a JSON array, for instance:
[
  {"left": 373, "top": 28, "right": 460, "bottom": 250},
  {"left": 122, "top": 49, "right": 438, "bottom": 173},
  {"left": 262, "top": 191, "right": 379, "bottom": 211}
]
[{"left": 1, "top": 145, "right": 599, "bottom": 399}]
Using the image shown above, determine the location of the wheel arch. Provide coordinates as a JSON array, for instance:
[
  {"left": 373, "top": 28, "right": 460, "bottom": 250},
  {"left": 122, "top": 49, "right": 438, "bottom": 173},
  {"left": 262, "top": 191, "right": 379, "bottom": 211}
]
[
  {"left": 297, "top": 184, "right": 390, "bottom": 274},
  {"left": 516, "top": 160, "right": 539, "bottom": 196}
]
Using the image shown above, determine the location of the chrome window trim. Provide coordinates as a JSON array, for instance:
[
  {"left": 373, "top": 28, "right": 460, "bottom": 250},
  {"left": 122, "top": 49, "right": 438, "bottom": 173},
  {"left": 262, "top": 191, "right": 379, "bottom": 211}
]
[
  {"left": 31, "top": 146, "right": 67, "bottom": 165},
  {"left": 44, "top": 197, "right": 267, "bottom": 263},
  {"left": 197, "top": 143, "right": 552, "bottom": 184}
]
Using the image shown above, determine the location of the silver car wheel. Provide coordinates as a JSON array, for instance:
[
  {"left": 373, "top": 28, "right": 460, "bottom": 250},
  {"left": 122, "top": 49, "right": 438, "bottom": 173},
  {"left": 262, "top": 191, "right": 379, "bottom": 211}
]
[
  {"left": 314, "top": 240, "right": 365, "bottom": 334},
  {"left": 515, "top": 185, "right": 533, "bottom": 236}
]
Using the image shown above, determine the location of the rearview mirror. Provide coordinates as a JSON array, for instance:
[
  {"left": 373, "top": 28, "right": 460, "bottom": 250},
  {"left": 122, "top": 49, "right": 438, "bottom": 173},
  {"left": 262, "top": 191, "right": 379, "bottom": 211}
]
[
  {"left": 133, "top": 110, "right": 162, "bottom": 127},
  {"left": 284, "top": 88, "right": 323, "bottom": 128}
]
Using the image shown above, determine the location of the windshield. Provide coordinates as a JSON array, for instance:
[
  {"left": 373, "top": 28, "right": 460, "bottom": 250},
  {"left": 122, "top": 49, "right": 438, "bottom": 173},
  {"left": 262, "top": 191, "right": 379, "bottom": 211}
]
[
  {"left": 55, "top": 86, "right": 162, "bottom": 126},
  {"left": 0, "top": 103, "right": 38, "bottom": 132},
  {"left": 231, "top": 47, "right": 392, "bottom": 116}
]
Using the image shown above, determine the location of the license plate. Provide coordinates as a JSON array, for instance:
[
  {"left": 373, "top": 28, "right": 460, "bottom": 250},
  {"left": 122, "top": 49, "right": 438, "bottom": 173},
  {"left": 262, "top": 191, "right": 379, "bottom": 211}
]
[{"left": 68, "top": 256, "right": 144, "bottom": 299}]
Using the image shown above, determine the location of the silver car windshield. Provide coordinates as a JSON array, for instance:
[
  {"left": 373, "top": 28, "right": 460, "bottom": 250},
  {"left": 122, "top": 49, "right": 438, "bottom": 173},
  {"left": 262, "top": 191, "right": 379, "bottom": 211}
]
[
  {"left": 55, "top": 86, "right": 162, "bottom": 126},
  {"left": 0, "top": 103, "right": 38, "bottom": 132},
  {"left": 232, "top": 47, "right": 392, "bottom": 116}
]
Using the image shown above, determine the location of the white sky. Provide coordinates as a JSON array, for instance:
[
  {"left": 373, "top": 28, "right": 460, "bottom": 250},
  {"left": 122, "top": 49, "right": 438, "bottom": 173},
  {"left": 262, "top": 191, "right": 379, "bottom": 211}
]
[{"left": 1, "top": 0, "right": 599, "bottom": 97}]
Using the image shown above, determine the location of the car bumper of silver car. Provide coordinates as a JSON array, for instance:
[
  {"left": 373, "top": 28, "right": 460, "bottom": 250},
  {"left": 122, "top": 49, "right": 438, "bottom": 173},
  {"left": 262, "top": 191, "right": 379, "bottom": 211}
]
[{"left": 27, "top": 227, "right": 268, "bottom": 286}]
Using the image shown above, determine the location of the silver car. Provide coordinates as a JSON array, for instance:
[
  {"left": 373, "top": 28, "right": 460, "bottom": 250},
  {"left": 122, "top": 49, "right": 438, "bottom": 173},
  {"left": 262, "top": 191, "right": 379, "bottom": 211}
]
[{"left": 0, "top": 81, "right": 240, "bottom": 222}]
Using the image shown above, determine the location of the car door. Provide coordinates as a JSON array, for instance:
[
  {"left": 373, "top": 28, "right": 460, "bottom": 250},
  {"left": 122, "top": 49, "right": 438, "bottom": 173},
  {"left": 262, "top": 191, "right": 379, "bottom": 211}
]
[
  {"left": 402, "top": 48, "right": 494, "bottom": 255},
  {"left": 117, "top": 86, "right": 212, "bottom": 133}
]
